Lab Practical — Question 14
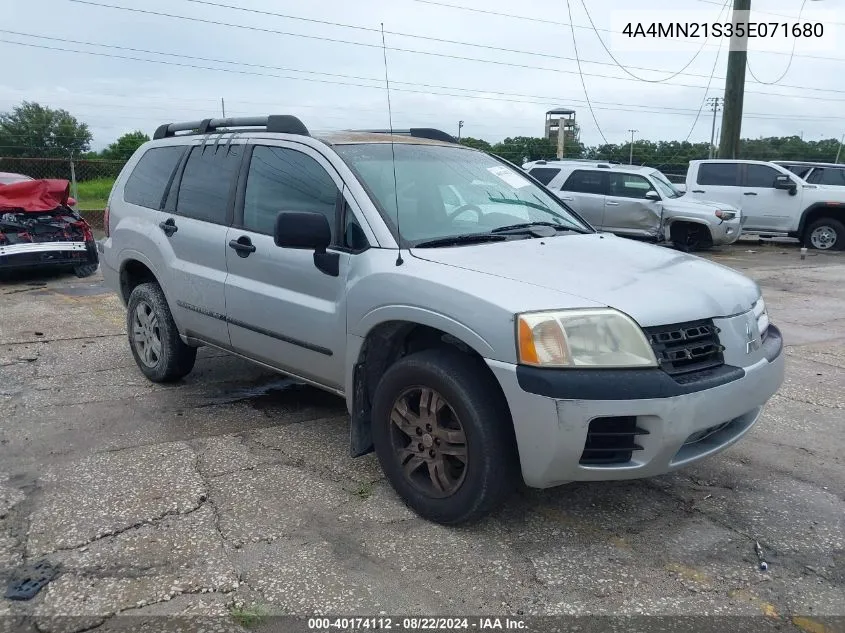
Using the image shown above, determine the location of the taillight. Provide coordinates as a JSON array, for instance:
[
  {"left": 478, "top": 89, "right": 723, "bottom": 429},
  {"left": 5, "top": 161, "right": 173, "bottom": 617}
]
[{"left": 103, "top": 205, "right": 110, "bottom": 237}]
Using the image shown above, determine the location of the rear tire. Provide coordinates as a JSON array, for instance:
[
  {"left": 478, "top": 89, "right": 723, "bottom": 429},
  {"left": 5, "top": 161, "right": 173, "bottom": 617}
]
[
  {"left": 371, "top": 348, "right": 518, "bottom": 525},
  {"left": 804, "top": 218, "right": 845, "bottom": 251},
  {"left": 73, "top": 263, "right": 99, "bottom": 278},
  {"left": 126, "top": 282, "right": 196, "bottom": 382}
]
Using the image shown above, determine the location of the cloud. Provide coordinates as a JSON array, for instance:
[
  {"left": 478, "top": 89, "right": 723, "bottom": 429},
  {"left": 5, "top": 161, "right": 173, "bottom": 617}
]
[{"left": 1, "top": 0, "right": 842, "bottom": 149}]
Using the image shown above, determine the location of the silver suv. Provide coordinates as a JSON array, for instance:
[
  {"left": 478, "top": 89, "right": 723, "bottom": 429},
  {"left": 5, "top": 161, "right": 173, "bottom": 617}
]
[
  {"left": 100, "top": 116, "right": 784, "bottom": 524},
  {"left": 523, "top": 160, "right": 742, "bottom": 251}
]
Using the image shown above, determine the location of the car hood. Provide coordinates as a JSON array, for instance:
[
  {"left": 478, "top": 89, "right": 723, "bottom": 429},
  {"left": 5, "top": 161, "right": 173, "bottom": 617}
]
[
  {"left": 410, "top": 233, "right": 760, "bottom": 327},
  {"left": 664, "top": 196, "right": 736, "bottom": 213}
]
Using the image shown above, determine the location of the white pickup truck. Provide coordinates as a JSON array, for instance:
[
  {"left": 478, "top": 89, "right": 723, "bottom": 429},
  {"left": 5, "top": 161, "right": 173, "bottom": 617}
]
[{"left": 682, "top": 159, "right": 845, "bottom": 251}]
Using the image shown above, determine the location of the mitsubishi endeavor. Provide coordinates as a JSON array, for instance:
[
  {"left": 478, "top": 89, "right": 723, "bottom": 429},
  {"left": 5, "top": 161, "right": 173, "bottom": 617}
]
[{"left": 100, "top": 116, "right": 785, "bottom": 524}]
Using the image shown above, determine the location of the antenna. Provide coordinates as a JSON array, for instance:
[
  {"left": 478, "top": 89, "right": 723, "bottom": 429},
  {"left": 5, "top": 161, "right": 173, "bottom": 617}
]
[{"left": 380, "top": 23, "right": 403, "bottom": 266}]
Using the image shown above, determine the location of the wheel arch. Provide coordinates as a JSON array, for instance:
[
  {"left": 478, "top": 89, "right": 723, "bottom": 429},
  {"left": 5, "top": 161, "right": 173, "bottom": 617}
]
[
  {"left": 118, "top": 252, "right": 162, "bottom": 305},
  {"left": 798, "top": 203, "right": 845, "bottom": 237},
  {"left": 346, "top": 314, "right": 514, "bottom": 461}
]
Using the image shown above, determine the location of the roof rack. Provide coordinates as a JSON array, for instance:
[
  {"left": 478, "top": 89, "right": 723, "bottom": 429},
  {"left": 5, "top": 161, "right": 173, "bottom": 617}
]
[
  {"left": 352, "top": 128, "right": 458, "bottom": 144},
  {"left": 153, "top": 115, "right": 309, "bottom": 140}
]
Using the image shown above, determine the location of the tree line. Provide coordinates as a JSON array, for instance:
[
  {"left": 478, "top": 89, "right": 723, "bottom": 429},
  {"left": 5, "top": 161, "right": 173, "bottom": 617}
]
[{"left": 1, "top": 101, "right": 841, "bottom": 171}]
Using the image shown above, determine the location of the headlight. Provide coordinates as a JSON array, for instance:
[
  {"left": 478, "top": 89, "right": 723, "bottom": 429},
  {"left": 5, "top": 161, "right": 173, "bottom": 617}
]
[{"left": 516, "top": 309, "right": 657, "bottom": 368}]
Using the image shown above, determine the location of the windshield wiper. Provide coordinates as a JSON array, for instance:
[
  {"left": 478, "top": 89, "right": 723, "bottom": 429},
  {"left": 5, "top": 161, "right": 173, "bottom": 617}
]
[
  {"left": 491, "top": 221, "right": 571, "bottom": 234},
  {"left": 414, "top": 233, "right": 508, "bottom": 248}
]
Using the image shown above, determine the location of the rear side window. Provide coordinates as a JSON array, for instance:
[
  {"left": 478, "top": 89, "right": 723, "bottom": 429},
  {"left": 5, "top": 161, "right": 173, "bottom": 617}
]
[
  {"left": 743, "top": 164, "right": 780, "bottom": 188},
  {"left": 242, "top": 146, "right": 339, "bottom": 237},
  {"left": 528, "top": 167, "right": 561, "bottom": 186},
  {"left": 176, "top": 145, "right": 243, "bottom": 224},
  {"left": 124, "top": 146, "right": 184, "bottom": 209},
  {"left": 813, "top": 168, "right": 845, "bottom": 186},
  {"left": 697, "top": 163, "right": 739, "bottom": 186},
  {"left": 562, "top": 169, "right": 607, "bottom": 195}
]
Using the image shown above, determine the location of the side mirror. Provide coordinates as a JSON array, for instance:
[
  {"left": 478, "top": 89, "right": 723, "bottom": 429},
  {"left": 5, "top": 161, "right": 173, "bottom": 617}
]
[
  {"left": 274, "top": 211, "right": 338, "bottom": 277},
  {"left": 773, "top": 175, "right": 797, "bottom": 195},
  {"left": 645, "top": 190, "right": 660, "bottom": 201},
  {"left": 274, "top": 211, "right": 331, "bottom": 252}
]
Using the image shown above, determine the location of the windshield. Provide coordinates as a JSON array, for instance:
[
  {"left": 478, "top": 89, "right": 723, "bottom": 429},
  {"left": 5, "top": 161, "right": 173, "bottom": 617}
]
[
  {"left": 334, "top": 143, "right": 591, "bottom": 245},
  {"left": 649, "top": 170, "right": 682, "bottom": 199}
]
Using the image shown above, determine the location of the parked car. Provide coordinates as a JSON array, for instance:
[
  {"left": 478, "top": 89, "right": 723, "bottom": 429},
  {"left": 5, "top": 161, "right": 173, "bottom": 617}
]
[
  {"left": 773, "top": 161, "right": 845, "bottom": 187},
  {"left": 0, "top": 178, "right": 98, "bottom": 276},
  {"left": 0, "top": 172, "right": 78, "bottom": 206},
  {"left": 522, "top": 160, "right": 742, "bottom": 251},
  {"left": 100, "top": 116, "right": 784, "bottom": 524},
  {"left": 684, "top": 159, "right": 845, "bottom": 250}
]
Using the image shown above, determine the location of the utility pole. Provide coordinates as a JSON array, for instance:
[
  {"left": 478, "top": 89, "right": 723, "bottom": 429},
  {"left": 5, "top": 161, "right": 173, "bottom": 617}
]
[
  {"left": 835, "top": 133, "right": 844, "bottom": 163},
  {"left": 457, "top": 120, "right": 464, "bottom": 143},
  {"left": 627, "top": 129, "right": 638, "bottom": 165},
  {"left": 718, "top": 0, "right": 750, "bottom": 159},
  {"left": 221, "top": 98, "right": 226, "bottom": 118},
  {"left": 707, "top": 97, "right": 724, "bottom": 159}
]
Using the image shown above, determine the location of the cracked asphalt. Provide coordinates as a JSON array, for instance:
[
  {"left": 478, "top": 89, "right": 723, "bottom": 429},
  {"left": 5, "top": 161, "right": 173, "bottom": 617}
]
[{"left": 0, "top": 240, "right": 843, "bottom": 633}]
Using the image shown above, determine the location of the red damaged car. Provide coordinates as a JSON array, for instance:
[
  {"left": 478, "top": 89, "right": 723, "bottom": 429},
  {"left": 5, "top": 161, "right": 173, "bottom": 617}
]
[{"left": 0, "top": 178, "right": 99, "bottom": 277}]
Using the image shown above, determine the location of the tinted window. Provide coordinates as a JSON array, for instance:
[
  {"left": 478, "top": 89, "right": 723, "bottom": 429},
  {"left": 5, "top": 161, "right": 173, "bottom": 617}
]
[
  {"left": 124, "top": 146, "right": 184, "bottom": 209},
  {"left": 528, "top": 167, "right": 561, "bottom": 186},
  {"left": 816, "top": 168, "right": 845, "bottom": 186},
  {"left": 608, "top": 173, "right": 653, "bottom": 199},
  {"left": 783, "top": 164, "right": 811, "bottom": 178},
  {"left": 744, "top": 164, "right": 780, "bottom": 188},
  {"left": 697, "top": 163, "right": 739, "bottom": 186},
  {"left": 176, "top": 145, "right": 242, "bottom": 223},
  {"left": 562, "top": 170, "right": 607, "bottom": 195},
  {"left": 243, "top": 146, "right": 339, "bottom": 237}
]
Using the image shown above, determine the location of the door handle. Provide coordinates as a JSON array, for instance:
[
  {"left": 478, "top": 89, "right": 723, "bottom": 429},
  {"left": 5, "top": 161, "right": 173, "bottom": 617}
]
[
  {"left": 560, "top": 196, "right": 574, "bottom": 201},
  {"left": 692, "top": 189, "right": 706, "bottom": 193},
  {"left": 744, "top": 192, "right": 758, "bottom": 196},
  {"left": 159, "top": 218, "right": 178, "bottom": 236},
  {"left": 606, "top": 201, "right": 620, "bottom": 206},
  {"left": 228, "top": 236, "right": 256, "bottom": 257}
]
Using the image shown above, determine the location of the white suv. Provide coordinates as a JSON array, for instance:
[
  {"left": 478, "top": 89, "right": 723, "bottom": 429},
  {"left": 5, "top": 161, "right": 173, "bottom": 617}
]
[{"left": 684, "top": 160, "right": 845, "bottom": 251}]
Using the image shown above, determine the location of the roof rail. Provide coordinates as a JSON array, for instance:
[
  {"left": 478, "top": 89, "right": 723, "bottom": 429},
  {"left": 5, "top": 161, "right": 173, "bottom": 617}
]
[
  {"left": 352, "top": 128, "right": 458, "bottom": 144},
  {"left": 153, "top": 115, "right": 309, "bottom": 140}
]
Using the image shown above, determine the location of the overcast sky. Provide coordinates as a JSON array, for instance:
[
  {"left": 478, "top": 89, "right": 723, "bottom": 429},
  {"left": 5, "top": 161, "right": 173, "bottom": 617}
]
[{"left": 1, "top": 0, "right": 842, "bottom": 150}]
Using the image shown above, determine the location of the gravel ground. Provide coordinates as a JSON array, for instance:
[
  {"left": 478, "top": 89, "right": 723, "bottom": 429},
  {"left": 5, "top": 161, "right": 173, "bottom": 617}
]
[{"left": 0, "top": 240, "right": 843, "bottom": 633}]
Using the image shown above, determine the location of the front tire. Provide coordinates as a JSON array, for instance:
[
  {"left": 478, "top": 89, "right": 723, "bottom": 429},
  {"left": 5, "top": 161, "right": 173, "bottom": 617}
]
[
  {"left": 805, "top": 218, "right": 845, "bottom": 251},
  {"left": 371, "top": 348, "right": 518, "bottom": 525},
  {"left": 126, "top": 282, "right": 197, "bottom": 382},
  {"left": 671, "top": 222, "right": 712, "bottom": 252}
]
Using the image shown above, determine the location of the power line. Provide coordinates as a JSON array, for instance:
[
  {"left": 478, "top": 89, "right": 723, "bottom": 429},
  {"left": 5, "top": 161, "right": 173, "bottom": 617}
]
[
  {"left": 65, "top": 0, "right": 845, "bottom": 99},
  {"left": 8, "top": 33, "right": 845, "bottom": 123},
  {"left": 694, "top": 0, "right": 845, "bottom": 26},
  {"left": 577, "top": 0, "right": 729, "bottom": 83},
  {"left": 745, "top": 0, "right": 807, "bottom": 86},
  {"left": 405, "top": 0, "right": 845, "bottom": 61},
  {"left": 565, "top": 0, "right": 608, "bottom": 145},
  {"left": 171, "top": 0, "right": 727, "bottom": 84}
]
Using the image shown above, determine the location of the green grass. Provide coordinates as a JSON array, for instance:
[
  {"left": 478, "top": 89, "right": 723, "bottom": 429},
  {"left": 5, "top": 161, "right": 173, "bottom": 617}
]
[
  {"left": 74, "top": 178, "right": 115, "bottom": 210},
  {"left": 230, "top": 604, "right": 268, "bottom": 629}
]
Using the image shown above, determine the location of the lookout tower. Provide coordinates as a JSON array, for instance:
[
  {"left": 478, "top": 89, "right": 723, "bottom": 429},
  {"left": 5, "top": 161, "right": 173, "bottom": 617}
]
[{"left": 545, "top": 108, "right": 577, "bottom": 159}]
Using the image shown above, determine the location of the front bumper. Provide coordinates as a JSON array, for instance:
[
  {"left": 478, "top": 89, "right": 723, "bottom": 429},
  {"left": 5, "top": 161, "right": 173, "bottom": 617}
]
[
  {"left": 0, "top": 240, "right": 99, "bottom": 270},
  {"left": 487, "top": 324, "right": 784, "bottom": 488},
  {"left": 709, "top": 217, "right": 743, "bottom": 245}
]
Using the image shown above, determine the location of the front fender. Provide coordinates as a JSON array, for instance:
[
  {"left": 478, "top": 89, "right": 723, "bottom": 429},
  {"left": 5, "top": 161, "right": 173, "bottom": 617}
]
[{"left": 352, "top": 304, "right": 496, "bottom": 357}]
